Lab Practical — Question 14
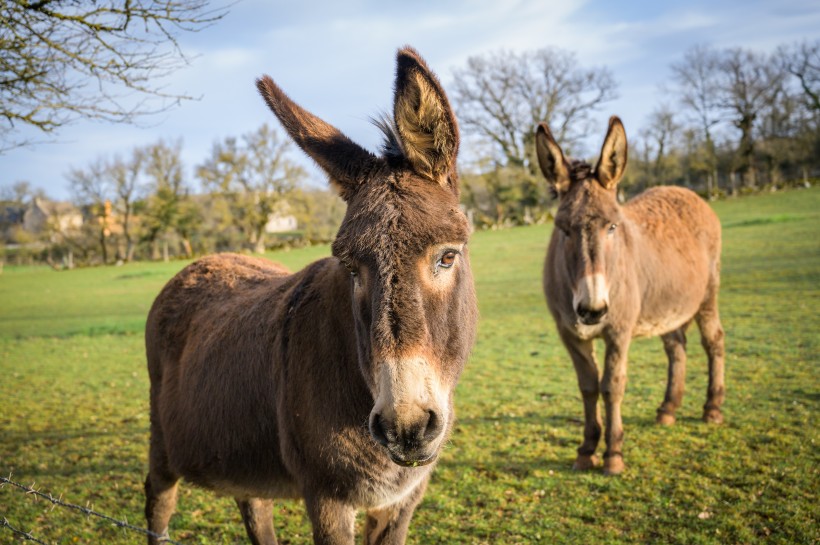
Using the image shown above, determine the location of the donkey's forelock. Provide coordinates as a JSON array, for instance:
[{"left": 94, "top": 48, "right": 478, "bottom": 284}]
[
  {"left": 569, "top": 160, "right": 593, "bottom": 182},
  {"left": 548, "top": 159, "right": 593, "bottom": 199},
  {"left": 332, "top": 172, "right": 470, "bottom": 268}
]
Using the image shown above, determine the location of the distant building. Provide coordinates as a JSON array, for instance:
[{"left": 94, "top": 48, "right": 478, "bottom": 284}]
[
  {"left": 264, "top": 201, "right": 298, "bottom": 233},
  {"left": 264, "top": 214, "right": 298, "bottom": 233},
  {"left": 23, "top": 198, "right": 83, "bottom": 241}
]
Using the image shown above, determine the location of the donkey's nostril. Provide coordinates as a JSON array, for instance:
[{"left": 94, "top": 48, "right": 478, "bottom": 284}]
[
  {"left": 370, "top": 409, "right": 444, "bottom": 453},
  {"left": 369, "top": 413, "right": 389, "bottom": 446},
  {"left": 577, "top": 304, "right": 608, "bottom": 324},
  {"left": 423, "top": 409, "right": 443, "bottom": 441}
]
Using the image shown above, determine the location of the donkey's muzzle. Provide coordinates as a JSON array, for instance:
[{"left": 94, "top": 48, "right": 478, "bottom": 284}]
[
  {"left": 576, "top": 303, "right": 608, "bottom": 325},
  {"left": 369, "top": 409, "right": 443, "bottom": 467}
]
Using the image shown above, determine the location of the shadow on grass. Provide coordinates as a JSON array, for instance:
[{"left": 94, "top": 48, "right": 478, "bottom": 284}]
[
  {"left": 1, "top": 423, "right": 149, "bottom": 478},
  {"left": 443, "top": 448, "right": 573, "bottom": 479},
  {"left": 791, "top": 387, "right": 820, "bottom": 403},
  {"left": 723, "top": 213, "right": 805, "bottom": 228}
]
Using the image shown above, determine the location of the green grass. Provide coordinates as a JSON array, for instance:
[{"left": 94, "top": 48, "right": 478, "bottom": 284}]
[
  {"left": 1, "top": 187, "right": 818, "bottom": 544},
  {"left": 0, "top": 245, "right": 332, "bottom": 339}
]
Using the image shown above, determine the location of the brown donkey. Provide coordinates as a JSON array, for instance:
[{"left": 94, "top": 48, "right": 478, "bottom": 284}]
[
  {"left": 144, "top": 47, "right": 478, "bottom": 544},
  {"left": 536, "top": 117, "right": 725, "bottom": 475}
]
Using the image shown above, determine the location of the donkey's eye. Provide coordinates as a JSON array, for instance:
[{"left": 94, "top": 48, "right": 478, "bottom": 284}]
[
  {"left": 437, "top": 250, "right": 458, "bottom": 270},
  {"left": 608, "top": 223, "right": 618, "bottom": 234}
]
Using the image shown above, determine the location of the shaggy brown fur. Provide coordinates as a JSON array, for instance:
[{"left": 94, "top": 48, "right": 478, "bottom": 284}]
[
  {"left": 144, "top": 47, "right": 478, "bottom": 545},
  {"left": 536, "top": 117, "right": 725, "bottom": 475}
]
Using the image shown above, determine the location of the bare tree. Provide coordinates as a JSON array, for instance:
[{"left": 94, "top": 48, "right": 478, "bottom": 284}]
[
  {"left": 718, "top": 48, "right": 785, "bottom": 189},
  {"left": 451, "top": 47, "right": 618, "bottom": 171},
  {"left": 67, "top": 159, "right": 113, "bottom": 264},
  {"left": 1, "top": 0, "right": 229, "bottom": 151},
  {"left": 671, "top": 44, "right": 724, "bottom": 197},
  {"left": 760, "top": 42, "right": 820, "bottom": 185},
  {"left": 640, "top": 105, "right": 682, "bottom": 186},
  {"left": 109, "top": 151, "right": 146, "bottom": 262},
  {"left": 0, "top": 180, "right": 46, "bottom": 203},
  {"left": 197, "top": 124, "right": 305, "bottom": 253},
  {"left": 780, "top": 39, "right": 820, "bottom": 111}
]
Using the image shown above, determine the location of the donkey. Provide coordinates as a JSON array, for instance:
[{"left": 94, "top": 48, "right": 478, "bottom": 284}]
[
  {"left": 535, "top": 117, "right": 725, "bottom": 475},
  {"left": 144, "top": 47, "right": 477, "bottom": 544}
]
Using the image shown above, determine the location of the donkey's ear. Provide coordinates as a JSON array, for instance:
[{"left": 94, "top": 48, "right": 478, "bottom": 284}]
[
  {"left": 393, "top": 46, "right": 460, "bottom": 193},
  {"left": 256, "top": 75, "right": 377, "bottom": 201},
  {"left": 535, "top": 123, "right": 571, "bottom": 196},
  {"left": 595, "top": 116, "right": 628, "bottom": 190}
]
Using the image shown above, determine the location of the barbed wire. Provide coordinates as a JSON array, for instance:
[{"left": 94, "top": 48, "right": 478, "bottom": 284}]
[
  {"left": 1, "top": 517, "right": 50, "bottom": 545},
  {"left": 1, "top": 475, "right": 185, "bottom": 544}
]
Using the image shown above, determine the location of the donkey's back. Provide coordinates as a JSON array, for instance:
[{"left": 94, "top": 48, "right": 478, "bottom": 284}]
[
  {"left": 625, "top": 185, "right": 721, "bottom": 258},
  {"left": 146, "top": 253, "right": 290, "bottom": 382},
  {"left": 146, "top": 254, "right": 302, "bottom": 496},
  {"left": 623, "top": 185, "right": 722, "bottom": 338}
]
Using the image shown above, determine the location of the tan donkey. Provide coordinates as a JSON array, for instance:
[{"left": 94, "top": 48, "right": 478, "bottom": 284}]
[
  {"left": 144, "top": 47, "right": 478, "bottom": 544},
  {"left": 536, "top": 117, "right": 725, "bottom": 475}
]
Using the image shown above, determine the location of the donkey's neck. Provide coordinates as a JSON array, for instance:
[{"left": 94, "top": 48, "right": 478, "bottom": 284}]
[{"left": 266, "top": 257, "right": 377, "bottom": 432}]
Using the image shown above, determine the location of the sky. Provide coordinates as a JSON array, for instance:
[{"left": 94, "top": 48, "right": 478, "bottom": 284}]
[{"left": 2, "top": 0, "right": 818, "bottom": 201}]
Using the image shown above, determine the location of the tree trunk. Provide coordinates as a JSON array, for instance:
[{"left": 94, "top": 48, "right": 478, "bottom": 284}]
[
  {"left": 653, "top": 140, "right": 665, "bottom": 185},
  {"left": 126, "top": 238, "right": 136, "bottom": 262},
  {"left": 99, "top": 229, "right": 108, "bottom": 265},
  {"left": 737, "top": 114, "right": 757, "bottom": 189},
  {"left": 121, "top": 207, "right": 133, "bottom": 262},
  {"left": 181, "top": 238, "right": 193, "bottom": 258},
  {"left": 253, "top": 229, "right": 266, "bottom": 254}
]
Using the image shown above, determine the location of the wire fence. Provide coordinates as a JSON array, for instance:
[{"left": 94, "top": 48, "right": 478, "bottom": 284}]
[
  {"left": 1, "top": 517, "right": 50, "bottom": 545},
  {"left": 1, "top": 475, "right": 185, "bottom": 544}
]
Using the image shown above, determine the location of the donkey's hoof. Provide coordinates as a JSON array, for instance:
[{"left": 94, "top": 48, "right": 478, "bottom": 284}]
[
  {"left": 703, "top": 409, "right": 724, "bottom": 424},
  {"left": 572, "top": 454, "right": 599, "bottom": 471},
  {"left": 602, "top": 455, "right": 625, "bottom": 476},
  {"left": 656, "top": 412, "right": 676, "bottom": 426}
]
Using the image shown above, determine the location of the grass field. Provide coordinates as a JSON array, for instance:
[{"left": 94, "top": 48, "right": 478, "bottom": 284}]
[{"left": 1, "top": 187, "right": 818, "bottom": 544}]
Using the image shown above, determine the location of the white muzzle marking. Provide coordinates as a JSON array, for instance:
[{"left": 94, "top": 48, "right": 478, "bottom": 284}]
[
  {"left": 573, "top": 272, "right": 609, "bottom": 312},
  {"left": 372, "top": 354, "right": 449, "bottom": 443}
]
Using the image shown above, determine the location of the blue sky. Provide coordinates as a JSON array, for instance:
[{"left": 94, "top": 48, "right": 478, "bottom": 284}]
[{"left": 2, "top": 0, "right": 818, "bottom": 200}]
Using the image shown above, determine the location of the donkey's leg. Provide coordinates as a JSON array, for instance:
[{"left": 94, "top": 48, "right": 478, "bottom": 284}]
[
  {"left": 656, "top": 324, "right": 690, "bottom": 426},
  {"left": 559, "top": 331, "right": 601, "bottom": 470},
  {"left": 364, "top": 478, "right": 427, "bottom": 545},
  {"left": 696, "top": 294, "right": 725, "bottom": 424},
  {"left": 304, "top": 493, "right": 356, "bottom": 545},
  {"left": 236, "top": 498, "right": 277, "bottom": 545},
  {"left": 601, "top": 333, "right": 631, "bottom": 475},
  {"left": 144, "top": 428, "right": 180, "bottom": 545}
]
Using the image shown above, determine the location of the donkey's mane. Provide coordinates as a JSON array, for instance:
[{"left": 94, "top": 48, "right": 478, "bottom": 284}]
[
  {"left": 569, "top": 159, "right": 593, "bottom": 181},
  {"left": 372, "top": 113, "right": 407, "bottom": 163},
  {"left": 549, "top": 158, "right": 593, "bottom": 199}
]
